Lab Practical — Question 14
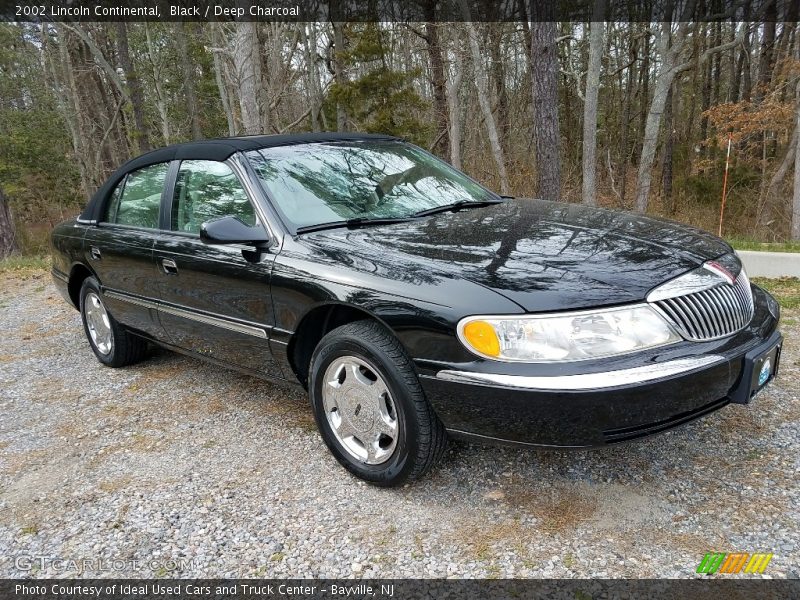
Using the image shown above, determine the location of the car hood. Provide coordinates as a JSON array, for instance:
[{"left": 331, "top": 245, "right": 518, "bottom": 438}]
[{"left": 300, "top": 199, "right": 733, "bottom": 312}]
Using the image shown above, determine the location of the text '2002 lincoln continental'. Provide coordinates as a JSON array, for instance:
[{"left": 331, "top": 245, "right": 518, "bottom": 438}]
[{"left": 50, "top": 133, "right": 782, "bottom": 485}]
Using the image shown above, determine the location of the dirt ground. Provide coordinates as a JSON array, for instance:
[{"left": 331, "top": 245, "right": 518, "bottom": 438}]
[{"left": 0, "top": 268, "right": 797, "bottom": 578}]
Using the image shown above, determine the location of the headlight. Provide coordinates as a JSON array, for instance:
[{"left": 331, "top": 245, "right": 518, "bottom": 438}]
[{"left": 458, "top": 305, "right": 681, "bottom": 362}]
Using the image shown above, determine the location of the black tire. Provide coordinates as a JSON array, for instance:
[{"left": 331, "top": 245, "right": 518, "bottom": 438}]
[
  {"left": 309, "top": 320, "right": 447, "bottom": 486},
  {"left": 79, "top": 277, "right": 148, "bottom": 367}
]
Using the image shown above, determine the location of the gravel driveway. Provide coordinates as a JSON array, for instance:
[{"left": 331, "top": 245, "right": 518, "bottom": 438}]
[{"left": 0, "top": 269, "right": 798, "bottom": 579}]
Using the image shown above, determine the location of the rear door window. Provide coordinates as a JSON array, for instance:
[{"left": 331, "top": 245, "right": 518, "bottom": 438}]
[{"left": 105, "top": 163, "right": 168, "bottom": 229}]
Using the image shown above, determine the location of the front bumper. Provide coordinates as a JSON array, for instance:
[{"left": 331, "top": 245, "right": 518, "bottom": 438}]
[{"left": 418, "top": 285, "right": 781, "bottom": 447}]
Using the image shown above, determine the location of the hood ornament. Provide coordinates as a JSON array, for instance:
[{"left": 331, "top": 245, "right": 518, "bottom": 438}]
[
  {"left": 646, "top": 254, "right": 742, "bottom": 303},
  {"left": 703, "top": 260, "right": 736, "bottom": 285}
]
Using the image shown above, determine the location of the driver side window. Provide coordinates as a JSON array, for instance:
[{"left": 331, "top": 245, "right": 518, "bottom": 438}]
[{"left": 171, "top": 160, "right": 256, "bottom": 234}]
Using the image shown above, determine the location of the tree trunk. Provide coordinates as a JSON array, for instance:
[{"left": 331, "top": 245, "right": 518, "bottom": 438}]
[
  {"left": 233, "top": 21, "right": 263, "bottom": 135},
  {"left": 211, "top": 24, "right": 236, "bottom": 137},
  {"left": 114, "top": 22, "right": 149, "bottom": 153},
  {"left": 638, "top": 26, "right": 651, "bottom": 163},
  {"left": 763, "top": 125, "right": 796, "bottom": 216},
  {"left": 755, "top": 1, "right": 776, "bottom": 104},
  {"left": 177, "top": 22, "right": 202, "bottom": 140},
  {"left": 445, "top": 29, "right": 464, "bottom": 170},
  {"left": 46, "top": 25, "right": 91, "bottom": 198},
  {"left": 635, "top": 22, "right": 681, "bottom": 213},
  {"left": 488, "top": 23, "right": 509, "bottom": 148},
  {"left": 424, "top": 20, "right": 450, "bottom": 159},
  {"left": 0, "top": 187, "right": 17, "bottom": 258},
  {"left": 581, "top": 3, "right": 605, "bottom": 206},
  {"left": 300, "top": 23, "right": 324, "bottom": 132},
  {"left": 699, "top": 24, "right": 713, "bottom": 149},
  {"left": 741, "top": 25, "right": 753, "bottom": 102},
  {"left": 620, "top": 31, "right": 637, "bottom": 204},
  {"left": 712, "top": 21, "right": 722, "bottom": 105},
  {"left": 635, "top": 16, "right": 743, "bottom": 212},
  {"left": 661, "top": 83, "right": 676, "bottom": 214},
  {"left": 529, "top": 8, "right": 561, "bottom": 201},
  {"left": 144, "top": 23, "right": 170, "bottom": 145},
  {"left": 332, "top": 21, "right": 348, "bottom": 132},
  {"left": 462, "top": 18, "right": 510, "bottom": 194},
  {"left": 518, "top": 0, "right": 533, "bottom": 77}
]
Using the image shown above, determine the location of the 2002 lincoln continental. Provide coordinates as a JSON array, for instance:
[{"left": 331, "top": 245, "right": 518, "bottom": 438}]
[{"left": 51, "top": 133, "right": 782, "bottom": 485}]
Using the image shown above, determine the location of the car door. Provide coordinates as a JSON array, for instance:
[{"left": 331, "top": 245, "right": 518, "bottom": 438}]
[
  {"left": 153, "top": 158, "right": 281, "bottom": 376},
  {"left": 84, "top": 162, "right": 167, "bottom": 339}
]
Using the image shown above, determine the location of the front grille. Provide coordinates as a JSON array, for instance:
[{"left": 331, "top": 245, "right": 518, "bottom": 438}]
[{"left": 653, "top": 272, "right": 754, "bottom": 341}]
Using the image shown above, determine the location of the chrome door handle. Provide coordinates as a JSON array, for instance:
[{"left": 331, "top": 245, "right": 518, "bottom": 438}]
[
  {"left": 90, "top": 246, "right": 102, "bottom": 260},
  {"left": 161, "top": 258, "right": 178, "bottom": 275}
]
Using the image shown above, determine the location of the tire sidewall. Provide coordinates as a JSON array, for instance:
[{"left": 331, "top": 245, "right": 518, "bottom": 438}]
[
  {"left": 79, "top": 277, "right": 117, "bottom": 366},
  {"left": 310, "top": 335, "right": 421, "bottom": 485}
]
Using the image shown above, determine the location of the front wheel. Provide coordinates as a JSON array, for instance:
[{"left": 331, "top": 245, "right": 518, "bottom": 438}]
[
  {"left": 309, "top": 321, "right": 447, "bottom": 486},
  {"left": 79, "top": 277, "right": 147, "bottom": 367}
]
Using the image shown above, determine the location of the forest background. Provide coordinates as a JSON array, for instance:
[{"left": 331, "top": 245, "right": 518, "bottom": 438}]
[{"left": 2, "top": 1, "right": 800, "bottom": 256}]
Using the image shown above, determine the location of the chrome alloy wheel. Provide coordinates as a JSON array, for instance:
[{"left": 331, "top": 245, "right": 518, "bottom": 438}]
[
  {"left": 84, "top": 292, "right": 113, "bottom": 355},
  {"left": 321, "top": 356, "right": 399, "bottom": 465}
]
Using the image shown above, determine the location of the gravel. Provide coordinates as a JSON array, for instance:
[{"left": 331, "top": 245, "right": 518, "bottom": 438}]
[{"left": 0, "top": 269, "right": 798, "bottom": 579}]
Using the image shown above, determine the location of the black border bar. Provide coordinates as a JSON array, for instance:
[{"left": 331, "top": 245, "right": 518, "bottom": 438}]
[
  {"left": 3, "top": 579, "right": 800, "bottom": 600},
  {"left": 1, "top": 0, "right": 798, "bottom": 23}
]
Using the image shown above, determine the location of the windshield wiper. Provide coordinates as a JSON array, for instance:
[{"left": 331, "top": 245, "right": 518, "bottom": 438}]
[
  {"left": 412, "top": 198, "right": 504, "bottom": 218},
  {"left": 295, "top": 199, "right": 505, "bottom": 233},
  {"left": 296, "top": 216, "right": 413, "bottom": 234}
]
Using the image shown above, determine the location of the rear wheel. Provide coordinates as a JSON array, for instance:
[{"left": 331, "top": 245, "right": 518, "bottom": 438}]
[
  {"left": 79, "top": 277, "right": 147, "bottom": 367},
  {"left": 309, "top": 320, "right": 447, "bottom": 486}
]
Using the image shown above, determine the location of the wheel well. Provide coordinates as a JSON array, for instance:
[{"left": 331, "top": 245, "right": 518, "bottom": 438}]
[
  {"left": 289, "top": 304, "right": 385, "bottom": 388},
  {"left": 67, "top": 264, "right": 93, "bottom": 309}
]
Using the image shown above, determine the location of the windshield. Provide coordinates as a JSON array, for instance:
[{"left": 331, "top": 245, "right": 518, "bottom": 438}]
[{"left": 245, "top": 141, "right": 497, "bottom": 230}]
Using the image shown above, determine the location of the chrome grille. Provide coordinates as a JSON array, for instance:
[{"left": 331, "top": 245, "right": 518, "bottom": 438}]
[{"left": 652, "top": 272, "right": 754, "bottom": 341}]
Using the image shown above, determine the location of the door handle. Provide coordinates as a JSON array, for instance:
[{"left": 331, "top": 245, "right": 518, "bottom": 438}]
[
  {"left": 161, "top": 258, "right": 178, "bottom": 275},
  {"left": 90, "top": 246, "right": 102, "bottom": 261}
]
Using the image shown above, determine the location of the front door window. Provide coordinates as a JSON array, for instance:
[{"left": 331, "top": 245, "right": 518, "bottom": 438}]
[{"left": 171, "top": 160, "right": 256, "bottom": 234}]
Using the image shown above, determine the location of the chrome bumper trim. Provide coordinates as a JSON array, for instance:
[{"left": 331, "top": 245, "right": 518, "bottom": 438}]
[{"left": 435, "top": 355, "right": 727, "bottom": 391}]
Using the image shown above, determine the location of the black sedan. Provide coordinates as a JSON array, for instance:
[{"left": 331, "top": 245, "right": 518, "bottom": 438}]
[{"left": 50, "top": 133, "right": 782, "bottom": 486}]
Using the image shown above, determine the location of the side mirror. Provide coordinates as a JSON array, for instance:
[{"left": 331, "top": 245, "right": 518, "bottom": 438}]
[{"left": 200, "top": 216, "right": 270, "bottom": 245}]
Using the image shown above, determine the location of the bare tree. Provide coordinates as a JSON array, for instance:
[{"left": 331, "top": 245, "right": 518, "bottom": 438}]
[
  {"left": 209, "top": 24, "right": 237, "bottom": 136},
  {"left": 414, "top": 16, "right": 450, "bottom": 159},
  {"left": 176, "top": 22, "right": 202, "bottom": 140},
  {"left": 635, "top": 16, "right": 745, "bottom": 212},
  {"left": 661, "top": 82, "right": 677, "bottom": 214},
  {"left": 43, "top": 25, "right": 91, "bottom": 197},
  {"left": 445, "top": 27, "right": 465, "bottom": 170},
  {"left": 300, "top": 23, "right": 325, "bottom": 132},
  {"left": 331, "top": 21, "right": 348, "bottom": 132},
  {"left": 582, "top": 2, "right": 606, "bottom": 206},
  {"left": 144, "top": 23, "right": 170, "bottom": 145},
  {"left": 529, "top": 5, "right": 561, "bottom": 201},
  {"left": 461, "top": 16, "right": 510, "bottom": 194},
  {"left": 233, "top": 21, "right": 263, "bottom": 135},
  {"left": 115, "top": 22, "right": 149, "bottom": 153}
]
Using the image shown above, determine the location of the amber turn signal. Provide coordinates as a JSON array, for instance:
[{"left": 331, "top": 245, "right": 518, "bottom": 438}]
[{"left": 462, "top": 320, "right": 501, "bottom": 357}]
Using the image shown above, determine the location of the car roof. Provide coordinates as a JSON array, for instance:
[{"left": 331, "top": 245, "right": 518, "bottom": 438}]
[
  {"left": 79, "top": 132, "right": 399, "bottom": 222},
  {"left": 128, "top": 132, "right": 400, "bottom": 165}
]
